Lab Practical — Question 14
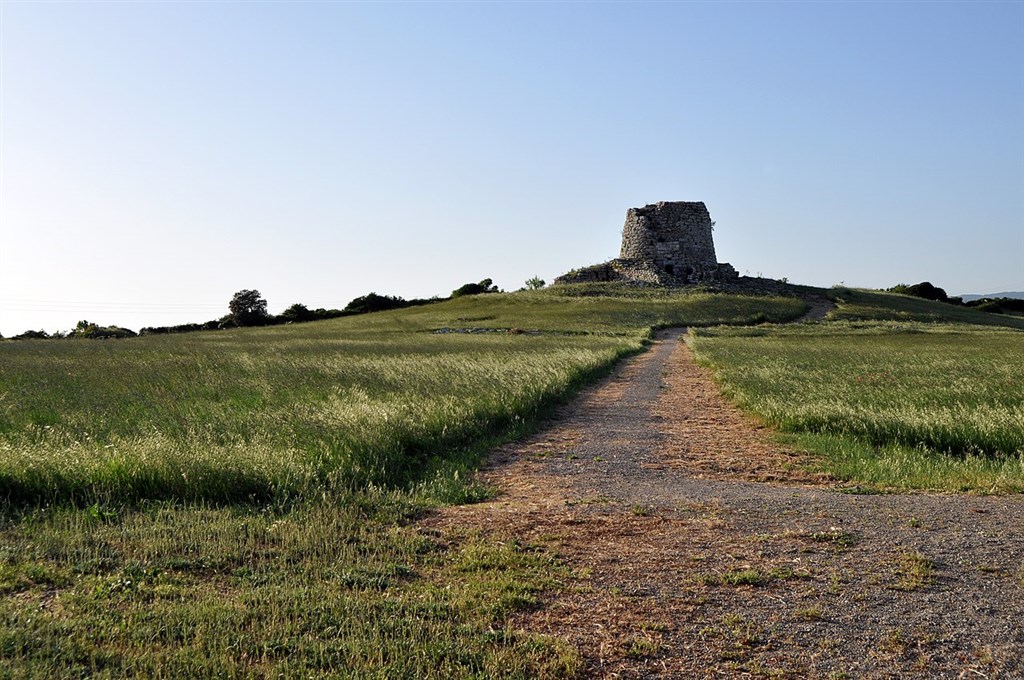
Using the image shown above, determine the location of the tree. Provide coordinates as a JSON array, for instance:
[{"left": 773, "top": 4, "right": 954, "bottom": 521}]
[
  {"left": 69, "top": 320, "right": 137, "bottom": 339},
  {"left": 228, "top": 289, "right": 270, "bottom": 326},
  {"left": 889, "top": 282, "right": 949, "bottom": 303},
  {"left": 70, "top": 320, "right": 97, "bottom": 338},
  {"left": 451, "top": 278, "right": 499, "bottom": 297},
  {"left": 344, "top": 292, "right": 408, "bottom": 314},
  {"left": 279, "top": 303, "right": 316, "bottom": 323},
  {"left": 525, "top": 276, "right": 545, "bottom": 290},
  {"left": 12, "top": 329, "right": 49, "bottom": 340}
]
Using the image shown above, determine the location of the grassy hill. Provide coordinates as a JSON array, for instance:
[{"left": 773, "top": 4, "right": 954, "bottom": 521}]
[
  {"left": 0, "top": 287, "right": 806, "bottom": 507},
  {"left": 825, "top": 287, "right": 1024, "bottom": 328},
  {"left": 0, "top": 283, "right": 1020, "bottom": 677}
]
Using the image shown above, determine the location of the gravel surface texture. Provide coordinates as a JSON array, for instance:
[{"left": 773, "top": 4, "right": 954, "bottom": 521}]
[{"left": 424, "top": 329, "right": 1024, "bottom": 678}]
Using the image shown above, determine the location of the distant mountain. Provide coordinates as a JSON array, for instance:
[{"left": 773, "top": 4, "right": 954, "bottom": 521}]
[{"left": 959, "top": 291, "right": 1024, "bottom": 302}]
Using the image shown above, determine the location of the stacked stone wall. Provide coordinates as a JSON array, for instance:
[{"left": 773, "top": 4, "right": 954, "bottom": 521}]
[
  {"left": 553, "top": 259, "right": 670, "bottom": 286},
  {"left": 554, "top": 200, "right": 739, "bottom": 287},
  {"left": 619, "top": 201, "right": 722, "bottom": 282}
]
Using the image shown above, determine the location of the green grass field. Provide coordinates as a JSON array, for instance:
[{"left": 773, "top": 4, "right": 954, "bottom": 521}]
[
  {"left": 0, "top": 499, "right": 580, "bottom": 678},
  {"left": 0, "top": 287, "right": 804, "bottom": 507},
  {"left": 826, "top": 287, "right": 1024, "bottom": 329},
  {"left": 0, "top": 285, "right": 805, "bottom": 677},
  {"left": 2, "top": 284, "right": 1021, "bottom": 676},
  {"left": 690, "top": 314, "right": 1024, "bottom": 492}
]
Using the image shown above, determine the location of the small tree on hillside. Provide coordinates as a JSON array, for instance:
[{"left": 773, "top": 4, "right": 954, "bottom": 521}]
[
  {"left": 229, "top": 289, "right": 270, "bottom": 326},
  {"left": 451, "top": 278, "right": 499, "bottom": 297},
  {"left": 889, "top": 281, "right": 949, "bottom": 303},
  {"left": 12, "top": 330, "right": 49, "bottom": 340},
  {"left": 69, "top": 320, "right": 136, "bottom": 339},
  {"left": 525, "top": 276, "right": 545, "bottom": 290},
  {"left": 279, "top": 303, "right": 316, "bottom": 323},
  {"left": 344, "top": 292, "right": 408, "bottom": 314}
]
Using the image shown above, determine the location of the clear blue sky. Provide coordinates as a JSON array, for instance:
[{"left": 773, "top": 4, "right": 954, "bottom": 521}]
[{"left": 1, "top": 1, "right": 1022, "bottom": 335}]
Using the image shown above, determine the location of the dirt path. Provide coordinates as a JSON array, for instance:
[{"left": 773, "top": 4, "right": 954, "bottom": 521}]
[
  {"left": 424, "top": 330, "right": 1024, "bottom": 678},
  {"left": 797, "top": 294, "right": 835, "bottom": 322}
]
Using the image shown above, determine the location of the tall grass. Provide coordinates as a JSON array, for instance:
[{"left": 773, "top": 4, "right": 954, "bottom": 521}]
[
  {"left": 0, "top": 287, "right": 805, "bottom": 677},
  {"left": 0, "top": 497, "right": 581, "bottom": 678},
  {"left": 0, "top": 331, "right": 629, "bottom": 505},
  {"left": 826, "top": 288, "right": 1024, "bottom": 329},
  {"left": 3, "top": 284, "right": 1019, "bottom": 675},
  {"left": 0, "top": 288, "right": 805, "bottom": 506},
  {"left": 690, "top": 322, "right": 1024, "bottom": 491}
]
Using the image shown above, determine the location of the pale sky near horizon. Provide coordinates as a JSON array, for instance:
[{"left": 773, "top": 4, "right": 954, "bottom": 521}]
[{"left": 1, "top": 1, "right": 1022, "bottom": 336}]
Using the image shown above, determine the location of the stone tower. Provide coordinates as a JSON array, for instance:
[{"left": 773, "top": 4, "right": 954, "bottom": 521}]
[
  {"left": 619, "top": 201, "right": 720, "bottom": 281},
  {"left": 553, "top": 200, "right": 738, "bottom": 286}
]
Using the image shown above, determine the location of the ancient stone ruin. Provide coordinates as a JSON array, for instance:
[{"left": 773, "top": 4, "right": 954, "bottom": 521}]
[{"left": 555, "top": 201, "right": 738, "bottom": 285}]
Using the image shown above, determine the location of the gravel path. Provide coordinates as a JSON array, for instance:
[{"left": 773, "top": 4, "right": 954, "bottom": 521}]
[{"left": 426, "top": 329, "right": 1024, "bottom": 678}]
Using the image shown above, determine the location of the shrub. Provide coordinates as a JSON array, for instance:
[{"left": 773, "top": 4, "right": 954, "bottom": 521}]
[
  {"left": 279, "top": 303, "right": 317, "bottom": 323},
  {"left": 70, "top": 320, "right": 137, "bottom": 339},
  {"left": 967, "top": 297, "right": 1024, "bottom": 315},
  {"left": 11, "top": 330, "right": 50, "bottom": 341},
  {"left": 344, "top": 293, "right": 408, "bottom": 314},
  {"left": 889, "top": 282, "right": 949, "bottom": 302},
  {"left": 311, "top": 308, "right": 346, "bottom": 320},
  {"left": 452, "top": 278, "right": 499, "bottom": 297}
]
